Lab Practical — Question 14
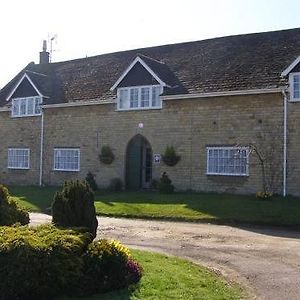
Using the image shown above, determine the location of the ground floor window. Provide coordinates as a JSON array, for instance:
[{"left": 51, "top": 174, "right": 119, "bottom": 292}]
[
  {"left": 8, "top": 148, "right": 30, "bottom": 169},
  {"left": 54, "top": 148, "right": 80, "bottom": 171},
  {"left": 206, "top": 146, "right": 248, "bottom": 176}
]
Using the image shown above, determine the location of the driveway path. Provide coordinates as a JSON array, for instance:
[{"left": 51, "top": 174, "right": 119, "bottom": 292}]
[{"left": 30, "top": 213, "right": 300, "bottom": 300}]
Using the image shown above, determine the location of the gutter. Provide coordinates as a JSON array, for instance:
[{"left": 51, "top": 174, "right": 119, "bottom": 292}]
[
  {"left": 162, "top": 88, "right": 282, "bottom": 100},
  {"left": 42, "top": 99, "right": 114, "bottom": 109},
  {"left": 282, "top": 89, "right": 288, "bottom": 197},
  {"left": 39, "top": 109, "right": 44, "bottom": 186}
]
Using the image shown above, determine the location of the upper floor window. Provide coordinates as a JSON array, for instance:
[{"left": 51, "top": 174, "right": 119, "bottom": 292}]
[
  {"left": 290, "top": 73, "right": 300, "bottom": 101},
  {"left": 11, "top": 96, "right": 42, "bottom": 117},
  {"left": 117, "top": 85, "right": 162, "bottom": 110},
  {"left": 207, "top": 146, "right": 249, "bottom": 176}
]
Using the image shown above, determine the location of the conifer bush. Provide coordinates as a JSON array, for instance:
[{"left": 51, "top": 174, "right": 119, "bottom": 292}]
[
  {"left": 158, "top": 172, "right": 175, "bottom": 194},
  {"left": 86, "top": 171, "right": 98, "bottom": 191},
  {"left": 52, "top": 180, "right": 98, "bottom": 239},
  {"left": 0, "top": 184, "right": 29, "bottom": 225}
]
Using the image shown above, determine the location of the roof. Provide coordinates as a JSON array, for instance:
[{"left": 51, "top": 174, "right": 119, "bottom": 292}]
[{"left": 1, "top": 27, "right": 300, "bottom": 106}]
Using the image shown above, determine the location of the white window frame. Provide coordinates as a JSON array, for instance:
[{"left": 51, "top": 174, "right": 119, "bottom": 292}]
[
  {"left": 11, "top": 96, "right": 42, "bottom": 117},
  {"left": 7, "top": 148, "right": 30, "bottom": 170},
  {"left": 206, "top": 146, "right": 249, "bottom": 176},
  {"left": 289, "top": 72, "right": 300, "bottom": 102},
  {"left": 53, "top": 148, "right": 80, "bottom": 172},
  {"left": 117, "top": 85, "right": 163, "bottom": 111}
]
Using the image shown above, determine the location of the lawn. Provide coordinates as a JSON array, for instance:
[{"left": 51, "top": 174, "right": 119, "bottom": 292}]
[
  {"left": 10, "top": 186, "right": 300, "bottom": 227},
  {"left": 58, "top": 249, "right": 244, "bottom": 300}
]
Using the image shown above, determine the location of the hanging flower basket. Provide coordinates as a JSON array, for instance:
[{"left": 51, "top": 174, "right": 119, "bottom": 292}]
[
  {"left": 162, "top": 146, "right": 181, "bottom": 166},
  {"left": 99, "top": 145, "right": 115, "bottom": 165}
]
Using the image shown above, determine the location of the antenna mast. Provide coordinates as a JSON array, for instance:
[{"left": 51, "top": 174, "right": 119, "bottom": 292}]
[{"left": 48, "top": 34, "right": 57, "bottom": 63}]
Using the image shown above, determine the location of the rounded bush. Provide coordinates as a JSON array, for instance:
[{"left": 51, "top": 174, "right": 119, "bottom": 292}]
[
  {"left": 52, "top": 180, "right": 98, "bottom": 239},
  {"left": 0, "top": 225, "right": 91, "bottom": 300},
  {"left": 0, "top": 184, "right": 29, "bottom": 226},
  {"left": 0, "top": 225, "right": 143, "bottom": 299},
  {"left": 108, "top": 178, "right": 123, "bottom": 191},
  {"left": 81, "top": 239, "right": 142, "bottom": 294}
]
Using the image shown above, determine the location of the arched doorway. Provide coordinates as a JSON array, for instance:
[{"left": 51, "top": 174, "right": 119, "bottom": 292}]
[{"left": 126, "top": 135, "right": 152, "bottom": 190}]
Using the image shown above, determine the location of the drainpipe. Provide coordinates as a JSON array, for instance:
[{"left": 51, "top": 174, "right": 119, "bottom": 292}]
[
  {"left": 39, "top": 108, "right": 44, "bottom": 186},
  {"left": 282, "top": 89, "right": 287, "bottom": 197}
]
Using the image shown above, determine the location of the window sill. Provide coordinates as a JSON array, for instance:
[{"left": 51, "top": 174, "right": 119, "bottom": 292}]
[
  {"left": 53, "top": 169, "right": 80, "bottom": 172},
  {"left": 11, "top": 114, "right": 42, "bottom": 118},
  {"left": 206, "top": 172, "right": 249, "bottom": 177},
  {"left": 116, "top": 106, "right": 162, "bottom": 112},
  {"left": 8, "top": 167, "right": 30, "bottom": 170},
  {"left": 289, "top": 98, "right": 300, "bottom": 103}
]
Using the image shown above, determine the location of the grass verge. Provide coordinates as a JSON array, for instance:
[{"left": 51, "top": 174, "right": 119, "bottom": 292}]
[
  {"left": 58, "top": 249, "right": 244, "bottom": 300},
  {"left": 10, "top": 186, "right": 300, "bottom": 227}
]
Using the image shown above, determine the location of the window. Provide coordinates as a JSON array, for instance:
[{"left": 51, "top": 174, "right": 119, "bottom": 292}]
[
  {"left": 130, "top": 88, "right": 139, "bottom": 108},
  {"left": 54, "top": 148, "right": 80, "bottom": 171},
  {"left": 11, "top": 96, "right": 42, "bottom": 117},
  {"left": 8, "top": 148, "right": 30, "bottom": 169},
  {"left": 207, "top": 147, "right": 249, "bottom": 176},
  {"left": 118, "top": 85, "right": 162, "bottom": 110},
  {"left": 290, "top": 73, "right": 300, "bottom": 101}
]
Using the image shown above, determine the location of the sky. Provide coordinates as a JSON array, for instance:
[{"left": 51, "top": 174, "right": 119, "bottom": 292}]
[{"left": 1, "top": 0, "right": 300, "bottom": 88}]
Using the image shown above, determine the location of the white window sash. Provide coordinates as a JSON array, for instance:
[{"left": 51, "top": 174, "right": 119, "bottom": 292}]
[
  {"left": 11, "top": 96, "right": 42, "bottom": 117},
  {"left": 117, "top": 85, "right": 162, "bottom": 111},
  {"left": 289, "top": 72, "right": 300, "bottom": 101},
  {"left": 7, "top": 148, "right": 30, "bottom": 170},
  {"left": 53, "top": 148, "right": 80, "bottom": 172},
  {"left": 206, "top": 146, "right": 249, "bottom": 176}
]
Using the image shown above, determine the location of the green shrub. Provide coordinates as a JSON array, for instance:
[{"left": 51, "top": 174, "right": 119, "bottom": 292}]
[
  {"left": 52, "top": 180, "right": 98, "bottom": 239},
  {"left": 162, "top": 146, "right": 181, "bottom": 166},
  {"left": 86, "top": 171, "right": 98, "bottom": 191},
  {"left": 0, "top": 184, "right": 29, "bottom": 226},
  {"left": 158, "top": 172, "right": 175, "bottom": 194},
  {"left": 0, "top": 225, "right": 91, "bottom": 300},
  {"left": 256, "top": 191, "right": 273, "bottom": 200},
  {"left": 0, "top": 225, "right": 143, "bottom": 299},
  {"left": 99, "top": 145, "right": 115, "bottom": 164},
  {"left": 81, "top": 239, "right": 142, "bottom": 294},
  {"left": 108, "top": 178, "right": 123, "bottom": 191}
]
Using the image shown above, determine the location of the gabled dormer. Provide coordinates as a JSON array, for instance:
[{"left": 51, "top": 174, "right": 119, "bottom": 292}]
[
  {"left": 6, "top": 72, "right": 44, "bottom": 117},
  {"left": 282, "top": 55, "right": 300, "bottom": 102},
  {"left": 110, "top": 56, "right": 166, "bottom": 111},
  {"left": 111, "top": 55, "right": 185, "bottom": 111}
]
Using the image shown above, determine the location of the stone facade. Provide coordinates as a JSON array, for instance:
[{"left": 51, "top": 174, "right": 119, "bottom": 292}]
[{"left": 0, "top": 92, "right": 293, "bottom": 195}]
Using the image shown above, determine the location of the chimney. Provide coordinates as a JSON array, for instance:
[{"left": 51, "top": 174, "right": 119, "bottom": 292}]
[{"left": 39, "top": 40, "right": 50, "bottom": 64}]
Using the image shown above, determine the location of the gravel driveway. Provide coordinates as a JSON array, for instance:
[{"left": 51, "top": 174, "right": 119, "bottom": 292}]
[{"left": 30, "top": 213, "right": 300, "bottom": 300}]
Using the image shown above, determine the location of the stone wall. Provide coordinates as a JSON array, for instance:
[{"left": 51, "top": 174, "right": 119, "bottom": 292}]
[
  {"left": 0, "top": 93, "right": 289, "bottom": 194},
  {"left": 0, "top": 110, "right": 41, "bottom": 185}
]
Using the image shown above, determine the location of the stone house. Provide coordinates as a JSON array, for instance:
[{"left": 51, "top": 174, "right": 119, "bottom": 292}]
[{"left": 0, "top": 28, "right": 300, "bottom": 195}]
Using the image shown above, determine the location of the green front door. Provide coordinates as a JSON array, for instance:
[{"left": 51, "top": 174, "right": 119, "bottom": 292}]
[{"left": 126, "top": 135, "right": 152, "bottom": 190}]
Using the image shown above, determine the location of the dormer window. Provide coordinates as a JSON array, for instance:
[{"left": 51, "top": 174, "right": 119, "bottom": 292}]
[
  {"left": 11, "top": 96, "right": 42, "bottom": 117},
  {"left": 290, "top": 73, "right": 300, "bottom": 101},
  {"left": 117, "top": 85, "right": 162, "bottom": 110}
]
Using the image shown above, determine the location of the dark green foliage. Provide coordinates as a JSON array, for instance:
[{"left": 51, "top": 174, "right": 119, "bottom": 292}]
[
  {"left": 52, "top": 180, "right": 98, "bottom": 239},
  {"left": 81, "top": 240, "right": 141, "bottom": 295},
  {"left": 0, "top": 184, "right": 29, "bottom": 225},
  {"left": 108, "top": 178, "right": 123, "bottom": 191},
  {"left": 99, "top": 145, "right": 115, "bottom": 164},
  {"left": 86, "top": 171, "right": 98, "bottom": 191},
  {"left": 158, "top": 172, "right": 175, "bottom": 194},
  {"left": 151, "top": 179, "right": 159, "bottom": 190},
  {"left": 162, "top": 146, "right": 181, "bottom": 166},
  {"left": 0, "top": 225, "right": 91, "bottom": 300},
  {"left": 0, "top": 226, "right": 142, "bottom": 299}
]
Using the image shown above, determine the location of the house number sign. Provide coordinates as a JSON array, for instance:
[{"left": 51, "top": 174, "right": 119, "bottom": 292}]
[{"left": 153, "top": 154, "right": 161, "bottom": 164}]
